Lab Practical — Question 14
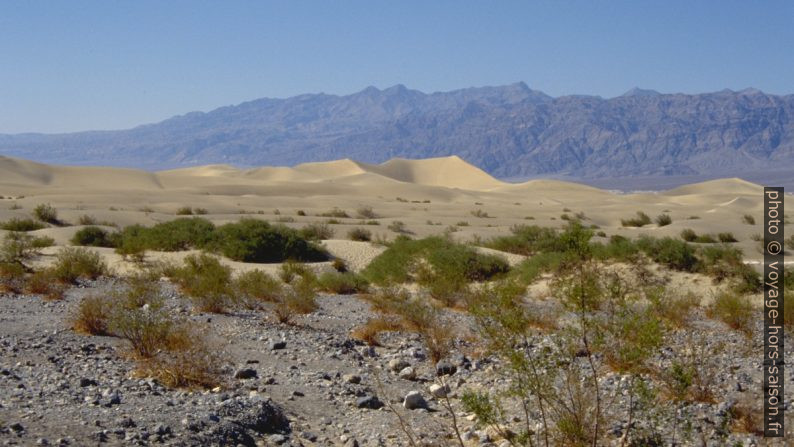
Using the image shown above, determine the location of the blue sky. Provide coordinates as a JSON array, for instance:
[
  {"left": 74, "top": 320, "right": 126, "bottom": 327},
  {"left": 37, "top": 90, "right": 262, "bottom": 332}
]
[{"left": 1, "top": 0, "right": 792, "bottom": 133}]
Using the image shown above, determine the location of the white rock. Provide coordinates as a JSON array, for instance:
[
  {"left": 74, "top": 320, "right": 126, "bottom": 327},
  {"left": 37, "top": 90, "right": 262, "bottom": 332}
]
[
  {"left": 403, "top": 391, "right": 427, "bottom": 410},
  {"left": 429, "top": 383, "right": 449, "bottom": 398}
]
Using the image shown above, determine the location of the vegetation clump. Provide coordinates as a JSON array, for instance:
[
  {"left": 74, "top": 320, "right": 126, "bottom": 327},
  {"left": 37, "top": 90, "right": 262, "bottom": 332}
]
[
  {"left": 621, "top": 211, "right": 652, "bottom": 227},
  {"left": 33, "top": 203, "right": 60, "bottom": 225},
  {"left": 71, "top": 226, "right": 115, "bottom": 247},
  {"left": 347, "top": 227, "right": 372, "bottom": 241},
  {"left": 0, "top": 217, "right": 46, "bottom": 232},
  {"left": 51, "top": 247, "right": 108, "bottom": 283}
]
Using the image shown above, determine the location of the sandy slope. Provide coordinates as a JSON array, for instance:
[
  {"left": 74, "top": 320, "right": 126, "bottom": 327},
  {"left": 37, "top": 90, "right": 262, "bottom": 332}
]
[{"left": 0, "top": 155, "right": 792, "bottom": 273}]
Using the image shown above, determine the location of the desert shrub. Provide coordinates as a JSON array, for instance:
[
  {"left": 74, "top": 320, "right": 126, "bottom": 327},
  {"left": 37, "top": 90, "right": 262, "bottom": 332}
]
[
  {"left": 742, "top": 214, "right": 755, "bottom": 225},
  {"left": 331, "top": 258, "right": 348, "bottom": 272},
  {"left": 234, "top": 270, "right": 283, "bottom": 307},
  {"left": 699, "top": 245, "right": 761, "bottom": 293},
  {"left": 655, "top": 213, "right": 672, "bottom": 226},
  {"left": 708, "top": 290, "right": 754, "bottom": 335},
  {"left": 347, "top": 227, "right": 372, "bottom": 242},
  {"left": 621, "top": 211, "right": 652, "bottom": 227},
  {"left": 136, "top": 334, "right": 224, "bottom": 389},
  {"left": 274, "top": 277, "right": 318, "bottom": 323},
  {"left": 296, "top": 210, "right": 306, "bottom": 216},
  {"left": 511, "top": 251, "right": 565, "bottom": 285},
  {"left": 646, "top": 287, "right": 699, "bottom": 328},
  {"left": 350, "top": 317, "right": 402, "bottom": 346},
  {"left": 319, "top": 207, "right": 349, "bottom": 218},
  {"left": 71, "top": 226, "right": 116, "bottom": 247},
  {"left": 214, "top": 219, "right": 328, "bottom": 263},
  {"left": 786, "top": 235, "right": 794, "bottom": 250},
  {"left": 33, "top": 203, "right": 59, "bottom": 224},
  {"left": 591, "top": 235, "right": 641, "bottom": 262},
  {"left": 356, "top": 206, "right": 377, "bottom": 219},
  {"left": 637, "top": 236, "right": 699, "bottom": 272},
  {"left": 72, "top": 294, "right": 113, "bottom": 335},
  {"left": 299, "top": 222, "right": 335, "bottom": 241},
  {"left": 193, "top": 208, "right": 208, "bottom": 215},
  {"left": 470, "top": 209, "right": 491, "bottom": 218},
  {"left": 387, "top": 220, "right": 410, "bottom": 234},
  {"left": 173, "top": 253, "right": 234, "bottom": 313},
  {"left": 278, "top": 260, "right": 313, "bottom": 283},
  {"left": 316, "top": 272, "right": 369, "bottom": 294},
  {"left": 1, "top": 232, "right": 40, "bottom": 264},
  {"left": 77, "top": 215, "right": 97, "bottom": 225},
  {"left": 31, "top": 235, "right": 54, "bottom": 248},
  {"left": 0, "top": 217, "right": 46, "bottom": 232},
  {"left": 52, "top": 247, "right": 108, "bottom": 283},
  {"left": 485, "top": 224, "right": 561, "bottom": 256},
  {"left": 680, "top": 228, "right": 696, "bottom": 242},
  {"left": 24, "top": 269, "right": 67, "bottom": 300},
  {"left": 0, "top": 262, "right": 26, "bottom": 292},
  {"left": 363, "top": 236, "right": 509, "bottom": 286},
  {"left": 143, "top": 218, "right": 215, "bottom": 251},
  {"left": 175, "top": 206, "right": 193, "bottom": 215},
  {"left": 109, "top": 305, "right": 180, "bottom": 358},
  {"left": 717, "top": 232, "right": 737, "bottom": 243},
  {"left": 603, "top": 307, "right": 664, "bottom": 373}
]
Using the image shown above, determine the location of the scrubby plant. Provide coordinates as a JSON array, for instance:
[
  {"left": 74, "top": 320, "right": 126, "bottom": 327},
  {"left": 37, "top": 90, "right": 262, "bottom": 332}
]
[
  {"left": 33, "top": 203, "right": 59, "bottom": 224},
  {"left": 175, "top": 206, "right": 194, "bottom": 215},
  {"left": 193, "top": 207, "right": 208, "bottom": 215},
  {"left": 347, "top": 227, "right": 372, "bottom": 242},
  {"left": 1, "top": 232, "right": 40, "bottom": 265},
  {"left": 299, "top": 222, "right": 335, "bottom": 241},
  {"left": 363, "top": 236, "right": 509, "bottom": 287},
  {"left": 621, "top": 211, "right": 652, "bottom": 227},
  {"left": 24, "top": 269, "right": 67, "bottom": 300},
  {"left": 655, "top": 213, "right": 672, "bottom": 226},
  {"left": 356, "top": 206, "right": 378, "bottom": 219},
  {"left": 273, "top": 276, "right": 318, "bottom": 323},
  {"left": 278, "top": 260, "right": 313, "bottom": 284},
  {"left": 319, "top": 207, "right": 349, "bottom": 218},
  {"left": 387, "top": 220, "right": 410, "bottom": 234},
  {"left": 78, "top": 215, "right": 97, "bottom": 225},
  {"left": 786, "top": 235, "right": 794, "bottom": 251},
  {"left": 742, "top": 214, "right": 756, "bottom": 225},
  {"left": 296, "top": 209, "right": 306, "bottom": 216},
  {"left": 316, "top": 271, "right": 369, "bottom": 294},
  {"left": 350, "top": 317, "right": 402, "bottom": 346},
  {"left": 51, "top": 247, "right": 108, "bottom": 283},
  {"left": 72, "top": 294, "right": 113, "bottom": 335},
  {"left": 234, "top": 269, "right": 283, "bottom": 308},
  {"left": 0, "top": 217, "right": 46, "bottom": 232},
  {"left": 213, "top": 219, "right": 328, "bottom": 263},
  {"left": 470, "top": 209, "right": 491, "bottom": 218},
  {"left": 708, "top": 290, "right": 754, "bottom": 335},
  {"left": 71, "top": 226, "right": 116, "bottom": 247},
  {"left": 173, "top": 253, "right": 234, "bottom": 313},
  {"left": 646, "top": 287, "right": 699, "bottom": 328},
  {"left": 485, "top": 224, "right": 561, "bottom": 256}
]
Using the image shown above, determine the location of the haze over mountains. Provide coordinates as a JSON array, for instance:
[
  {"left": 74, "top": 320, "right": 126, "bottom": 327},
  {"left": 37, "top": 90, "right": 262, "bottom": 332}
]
[{"left": 1, "top": 82, "right": 793, "bottom": 181}]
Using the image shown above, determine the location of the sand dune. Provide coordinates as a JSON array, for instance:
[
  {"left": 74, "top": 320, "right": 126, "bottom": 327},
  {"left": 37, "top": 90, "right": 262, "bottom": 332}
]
[{"left": 1, "top": 154, "right": 791, "bottom": 272}]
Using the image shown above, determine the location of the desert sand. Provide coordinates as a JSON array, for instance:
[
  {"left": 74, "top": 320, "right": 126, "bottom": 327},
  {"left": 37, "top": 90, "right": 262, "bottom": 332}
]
[{"left": 1, "top": 154, "right": 790, "bottom": 273}]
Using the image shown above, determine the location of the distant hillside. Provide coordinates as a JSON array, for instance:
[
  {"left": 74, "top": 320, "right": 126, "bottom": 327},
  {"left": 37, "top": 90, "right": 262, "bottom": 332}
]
[{"left": 1, "top": 83, "right": 793, "bottom": 178}]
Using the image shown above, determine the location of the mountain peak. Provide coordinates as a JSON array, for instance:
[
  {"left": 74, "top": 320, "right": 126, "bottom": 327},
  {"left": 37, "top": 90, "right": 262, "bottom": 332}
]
[{"left": 621, "top": 87, "right": 661, "bottom": 97}]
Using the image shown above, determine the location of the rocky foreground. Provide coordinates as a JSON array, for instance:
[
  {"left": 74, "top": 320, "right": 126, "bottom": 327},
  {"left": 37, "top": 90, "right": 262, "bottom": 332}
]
[{"left": 0, "top": 277, "right": 792, "bottom": 446}]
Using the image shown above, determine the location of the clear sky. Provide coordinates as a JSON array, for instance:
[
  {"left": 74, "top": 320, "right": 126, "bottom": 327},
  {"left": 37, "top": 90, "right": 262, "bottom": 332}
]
[{"left": 1, "top": 0, "right": 792, "bottom": 133}]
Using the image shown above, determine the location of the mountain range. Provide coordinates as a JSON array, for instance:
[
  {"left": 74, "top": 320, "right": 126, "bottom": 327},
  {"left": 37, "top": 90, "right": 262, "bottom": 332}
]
[{"left": 1, "top": 82, "right": 792, "bottom": 179}]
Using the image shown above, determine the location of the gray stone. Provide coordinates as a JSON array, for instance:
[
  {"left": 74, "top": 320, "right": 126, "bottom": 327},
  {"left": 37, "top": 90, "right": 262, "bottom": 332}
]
[{"left": 403, "top": 391, "right": 427, "bottom": 410}]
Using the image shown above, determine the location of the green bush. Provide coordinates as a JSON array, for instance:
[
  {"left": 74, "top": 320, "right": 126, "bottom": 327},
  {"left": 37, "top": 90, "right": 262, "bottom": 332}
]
[
  {"left": 708, "top": 290, "right": 754, "bottom": 335},
  {"left": 1, "top": 232, "right": 40, "bottom": 264},
  {"left": 621, "top": 211, "right": 652, "bottom": 227},
  {"left": 655, "top": 214, "right": 672, "bottom": 226},
  {"left": 316, "top": 272, "right": 369, "bottom": 294},
  {"left": 214, "top": 219, "right": 328, "bottom": 263},
  {"left": 175, "top": 206, "right": 193, "bottom": 215},
  {"left": 484, "top": 224, "right": 561, "bottom": 256},
  {"left": 0, "top": 217, "right": 46, "bottom": 232},
  {"left": 319, "top": 207, "right": 349, "bottom": 218},
  {"left": 717, "top": 232, "right": 738, "bottom": 243},
  {"left": 299, "top": 222, "right": 335, "bottom": 241},
  {"left": 142, "top": 218, "right": 215, "bottom": 251},
  {"left": 52, "top": 247, "right": 108, "bottom": 283},
  {"left": 234, "top": 270, "right": 283, "bottom": 305},
  {"left": 33, "top": 203, "right": 59, "bottom": 224},
  {"left": 363, "top": 236, "right": 509, "bottom": 286},
  {"left": 637, "top": 236, "right": 699, "bottom": 272},
  {"left": 173, "top": 253, "right": 234, "bottom": 313},
  {"left": 347, "top": 227, "right": 372, "bottom": 241},
  {"left": 71, "top": 226, "right": 116, "bottom": 247}
]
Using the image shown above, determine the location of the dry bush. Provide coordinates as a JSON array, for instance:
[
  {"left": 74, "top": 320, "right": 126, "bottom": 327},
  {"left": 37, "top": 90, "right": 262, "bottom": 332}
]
[
  {"left": 173, "top": 253, "right": 234, "bottom": 313},
  {"left": 72, "top": 294, "right": 113, "bottom": 335},
  {"left": 136, "top": 343, "right": 225, "bottom": 389},
  {"left": 273, "top": 277, "right": 318, "bottom": 324},
  {"left": 24, "top": 269, "right": 67, "bottom": 300},
  {"left": 52, "top": 247, "right": 108, "bottom": 283},
  {"left": 0, "top": 262, "right": 26, "bottom": 293},
  {"left": 351, "top": 317, "right": 402, "bottom": 346},
  {"left": 356, "top": 206, "right": 378, "bottom": 219},
  {"left": 348, "top": 227, "right": 372, "bottom": 242},
  {"left": 727, "top": 398, "right": 764, "bottom": 436},
  {"left": 707, "top": 290, "right": 754, "bottom": 335},
  {"left": 646, "top": 287, "right": 700, "bottom": 328}
]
